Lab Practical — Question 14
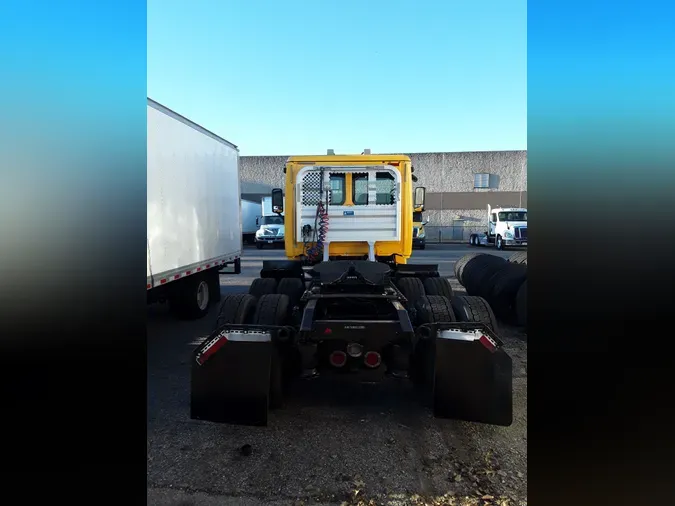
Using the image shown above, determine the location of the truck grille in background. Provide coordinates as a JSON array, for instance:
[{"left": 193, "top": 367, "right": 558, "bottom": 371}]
[
  {"left": 413, "top": 227, "right": 419, "bottom": 238},
  {"left": 515, "top": 227, "right": 527, "bottom": 239}
]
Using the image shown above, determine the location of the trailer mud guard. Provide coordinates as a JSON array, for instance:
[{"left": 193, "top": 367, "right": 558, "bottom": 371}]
[
  {"left": 191, "top": 326, "right": 281, "bottom": 426},
  {"left": 428, "top": 324, "right": 513, "bottom": 426}
]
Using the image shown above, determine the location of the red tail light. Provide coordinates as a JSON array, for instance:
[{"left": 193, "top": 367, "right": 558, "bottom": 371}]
[
  {"left": 363, "top": 351, "right": 381, "bottom": 368},
  {"left": 329, "top": 351, "right": 347, "bottom": 367}
]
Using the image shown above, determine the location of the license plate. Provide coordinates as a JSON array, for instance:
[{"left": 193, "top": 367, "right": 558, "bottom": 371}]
[
  {"left": 267, "top": 240, "right": 274, "bottom": 244},
  {"left": 522, "top": 242, "right": 527, "bottom": 246}
]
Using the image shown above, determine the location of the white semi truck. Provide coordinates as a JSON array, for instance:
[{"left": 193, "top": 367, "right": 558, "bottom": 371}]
[
  {"left": 147, "top": 98, "right": 242, "bottom": 319},
  {"left": 254, "top": 196, "right": 285, "bottom": 249},
  {"left": 469, "top": 205, "right": 528, "bottom": 250}
]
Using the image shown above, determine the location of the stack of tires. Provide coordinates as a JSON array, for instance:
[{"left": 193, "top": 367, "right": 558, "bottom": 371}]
[{"left": 454, "top": 252, "right": 527, "bottom": 328}]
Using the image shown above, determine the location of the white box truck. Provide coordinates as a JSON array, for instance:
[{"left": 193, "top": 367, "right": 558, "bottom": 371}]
[
  {"left": 254, "top": 196, "right": 285, "bottom": 249},
  {"left": 147, "top": 98, "right": 242, "bottom": 319}
]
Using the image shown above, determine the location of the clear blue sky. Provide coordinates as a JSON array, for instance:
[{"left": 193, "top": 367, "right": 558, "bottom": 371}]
[{"left": 148, "top": 0, "right": 526, "bottom": 155}]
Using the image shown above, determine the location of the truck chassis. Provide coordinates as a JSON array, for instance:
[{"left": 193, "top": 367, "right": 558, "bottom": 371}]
[{"left": 191, "top": 259, "right": 513, "bottom": 427}]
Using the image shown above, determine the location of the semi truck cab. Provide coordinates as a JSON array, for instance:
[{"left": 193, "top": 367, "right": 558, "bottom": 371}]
[{"left": 412, "top": 208, "right": 427, "bottom": 250}]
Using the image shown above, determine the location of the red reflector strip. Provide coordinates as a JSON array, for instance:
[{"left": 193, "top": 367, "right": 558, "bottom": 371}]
[
  {"left": 174, "top": 274, "right": 180, "bottom": 280},
  {"left": 196, "top": 335, "right": 228, "bottom": 365},
  {"left": 186, "top": 270, "right": 192, "bottom": 275},
  {"left": 160, "top": 279, "right": 167, "bottom": 284},
  {"left": 147, "top": 284, "right": 151, "bottom": 289},
  {"left": 479, "top": 335, "right": 497, "bottom": 352},
  {"left": 197, "top": 267, "right": 202, "bottom": 271}
]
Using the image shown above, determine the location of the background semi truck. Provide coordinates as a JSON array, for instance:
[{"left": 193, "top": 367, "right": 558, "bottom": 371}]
[
  {"left": 146, "top": 98, "right": 242, "bottom": 319},
  {"left": 255, "top": 196, "right": 285, "bottom": 249},
  {"left": 469, "top": 205, "right": 528, "bottom": 250}
]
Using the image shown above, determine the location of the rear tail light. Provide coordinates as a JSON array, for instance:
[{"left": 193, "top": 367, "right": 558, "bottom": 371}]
[
  {"left": 363, "top": 351, "right": 381, "bottom": 368},
  {"left": 329, "top": 351, "right": 347, "bottom": 367}
]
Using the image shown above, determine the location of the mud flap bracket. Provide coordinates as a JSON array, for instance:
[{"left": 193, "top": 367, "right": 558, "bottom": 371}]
[
  {"left": 190, "top": 325, "right": 289, "bottom": 426},
  {"left": 428, "top": 323, "right": 513, "bottom": 426}
]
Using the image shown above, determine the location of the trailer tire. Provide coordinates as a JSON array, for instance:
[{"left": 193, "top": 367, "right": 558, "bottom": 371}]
[
  {"left": 515, "top": 281, "right": 527, "bottom": 327},
  {"left": 462, "top": 254, "right": 508, "bottom": 295},
  {"left": 450, "top": 295, "right": 499, "bottom": 334},
  {"left": 396, "top": 277, "right": 426, "bottom": 309},
  {"left": 454, "top": 252, "right": 481, "bottom": 284},
  {"left": 169, "top": 274, "right": 212, "bottom": 320},
  {"left": 487, "top": 263, "right": 527, "bottom": 322},
  {"left": 252, "top": 294, "right": 291, "bottom": 409},
  {"left": 214, "top": 293, "right": 257, "bottom": 331},
  {"left": 423, "top": 277, "right": 453, "bottom": 299},
  {"left": 277, "top": 277, "right": 305, "bottom": 308},
  {"left": 411, "top": 295, "right": 456, "bottom": 389},
  {"left": 508, "top": 251, "right": 528, "bottom": 265},
  {"left": 249, "top": 277, "right": 278, "bottom": 299}
]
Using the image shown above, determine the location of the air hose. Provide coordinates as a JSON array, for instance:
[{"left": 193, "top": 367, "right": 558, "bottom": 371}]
[{"left": 305, "top": 201, "right": 329, "bottom": 262}]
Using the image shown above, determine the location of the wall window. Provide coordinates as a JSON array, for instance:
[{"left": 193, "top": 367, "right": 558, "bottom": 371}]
[{"left": 474, "top": 173, "right": 490, "bottom": 189}]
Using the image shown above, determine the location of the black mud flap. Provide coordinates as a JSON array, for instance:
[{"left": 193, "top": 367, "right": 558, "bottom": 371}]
[
  {"left": 190, "top": 326, "right": 274, "bottom": 426},
  {"left": 431, "top": 324, "right": 513, "bottom": 426}
]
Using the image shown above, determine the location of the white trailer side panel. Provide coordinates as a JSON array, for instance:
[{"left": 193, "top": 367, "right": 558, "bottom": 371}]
[{"left": 147, "top": 100, "right": 242, "bottom": 283}]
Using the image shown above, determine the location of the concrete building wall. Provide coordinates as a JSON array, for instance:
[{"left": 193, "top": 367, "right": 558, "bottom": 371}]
[{"left": 240, "top": 150, "right": 527, "bottom": 241}]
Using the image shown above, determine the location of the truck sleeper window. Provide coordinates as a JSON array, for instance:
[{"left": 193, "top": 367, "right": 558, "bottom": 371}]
[
  {"left": 329, "top": 174, "right": 346, "bottom": 205},
  {"left": 350, "top": 171, "right": 396, "bottom": 206}
]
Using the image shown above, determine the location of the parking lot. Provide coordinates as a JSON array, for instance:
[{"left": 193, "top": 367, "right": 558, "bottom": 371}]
[{"left": 147, "top": 244, "right": 527, "bottom": 506}]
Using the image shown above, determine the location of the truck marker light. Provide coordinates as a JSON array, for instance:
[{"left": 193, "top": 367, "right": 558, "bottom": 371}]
[
  {"left": 364, "top": 351, "right": 381, "bottom": 368},
  {"left": 324, "top": 328, "right": 332, "bottom": 335},
  {"left": 329, "top": 351, "right": 347, "bottom": 367},
  {"left": 196, "top": 332, "right": 229, "bottom": 365},
  {"left": 479, "top": 335, "right": 497, "bottom": 352}
]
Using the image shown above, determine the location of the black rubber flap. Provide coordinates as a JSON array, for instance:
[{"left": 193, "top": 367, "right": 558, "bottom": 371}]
[
  {"left": 433, "top": 337, "right": 513, "bottom": 426},
  {"left": 191, "top": 336, "right": 272, "bottom": 426}
]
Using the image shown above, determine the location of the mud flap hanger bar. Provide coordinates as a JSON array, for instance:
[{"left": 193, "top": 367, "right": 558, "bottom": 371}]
[
  {"left": 194, "top": 324, "right": 295, "bottom": 366},
  {"left": 416, "top": 322, "right": 504, "bottom": 352}
]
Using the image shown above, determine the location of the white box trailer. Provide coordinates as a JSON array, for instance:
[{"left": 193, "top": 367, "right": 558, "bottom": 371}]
[
  {"left": 147, "top": 98, "right": 242, "bottom": 319},
  {"left": 241, "top": 198, "right": 262, "bottom": 245}
]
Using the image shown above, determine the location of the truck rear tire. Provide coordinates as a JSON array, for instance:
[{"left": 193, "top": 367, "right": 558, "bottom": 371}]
[
  {"left": 249, "top": 278, "right": 278, "bottom": 299},
  {"left": 423, "top": 277, "right": 453, "bottom": 299},
  {"left": 252, "top": 294, "right": 291, "bottom": 409},
  {"left": 214, "top": 293, "right": 257, "bottom": 331},
  {"left": 396, "top": 277, "right": 426, "bottom": 309},
  {"left": 169, "top": 274, "right": 212, "bottom": 320},
  {"left": 450, "top": 295, "right": 499, "bottom": 334},
  {"left": 277, "top": 277, "right": 305, "bottom": 308},
  {"left": 411, "top": 295, "right": 456, "bottom": 388}
]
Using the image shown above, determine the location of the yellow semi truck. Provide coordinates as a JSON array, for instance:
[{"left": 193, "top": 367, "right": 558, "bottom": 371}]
[{"left": 191, "top": 151, "right": 513, "bottom": 427}]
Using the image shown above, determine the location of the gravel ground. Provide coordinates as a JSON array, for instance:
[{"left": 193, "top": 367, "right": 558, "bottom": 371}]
[{"left": 147, "top": 244, "right": 527, "bottom": 506}]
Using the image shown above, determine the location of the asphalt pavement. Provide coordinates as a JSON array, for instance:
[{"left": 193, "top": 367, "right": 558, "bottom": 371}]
[{"left": 147, "top": 244, "right": 527, "bottom": 505}]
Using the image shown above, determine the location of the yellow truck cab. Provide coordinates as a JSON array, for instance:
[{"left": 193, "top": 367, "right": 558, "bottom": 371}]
[
  {"left": 275, "top": 151, "right": 424, "bottom": 264},
  {"left": 412, "top": 206, "right": 427, "bottom": 250}
]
